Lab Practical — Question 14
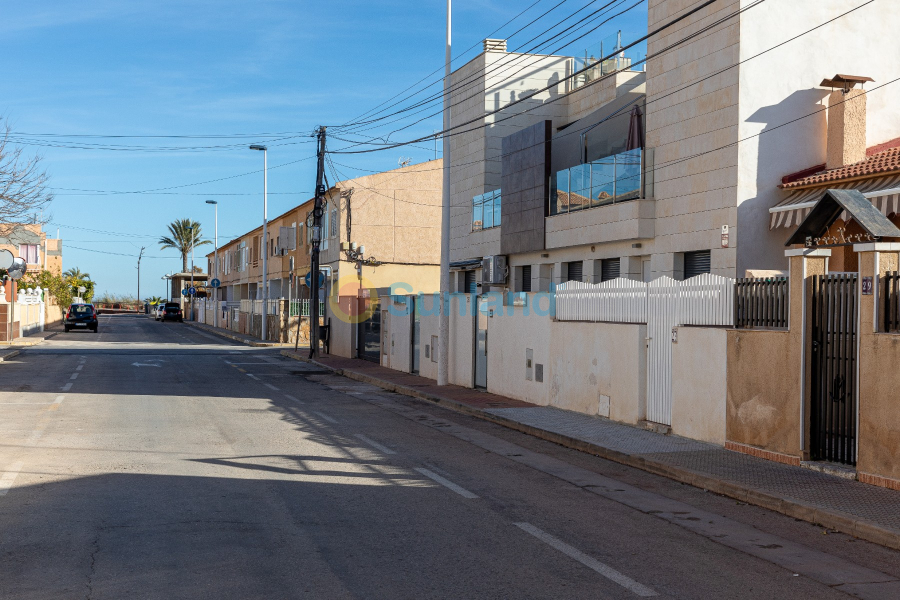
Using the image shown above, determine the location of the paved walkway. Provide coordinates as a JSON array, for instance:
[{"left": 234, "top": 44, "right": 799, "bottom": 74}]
[{"left": 282, "top": 351, "right": 900, "bottom": 552}]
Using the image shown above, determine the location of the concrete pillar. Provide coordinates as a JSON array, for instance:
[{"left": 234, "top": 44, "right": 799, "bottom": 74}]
[
  {"left": 536, "top": 264, "right": 552, "bottom": 292},
  {"left": 621, "top": 256, "right": 644, "bottom": 281},
  {"left": 785, "top": 248, "right": 830, "bottom": 459},
  {"left": 650, "top": 252, "right": 683, "bottom": 280},
  {"left": 853, "top": 243, "right": 900, "bottom": 487}
]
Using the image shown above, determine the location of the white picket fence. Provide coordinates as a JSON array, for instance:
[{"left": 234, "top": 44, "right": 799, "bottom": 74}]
[{"left": 557, "top": 274, "right": 734, "bottom": 425}]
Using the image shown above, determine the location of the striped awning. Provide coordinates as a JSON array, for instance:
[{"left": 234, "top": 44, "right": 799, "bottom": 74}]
[{"left": 769, "top": 174, "right": 900, "bottom": 230}]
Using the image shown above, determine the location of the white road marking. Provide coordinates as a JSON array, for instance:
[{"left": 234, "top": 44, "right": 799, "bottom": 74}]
[
  {"left": 264, "top": 383, "right": 280, "bottom": 391},
  {"left": 131, "top": 362, "right": 161, "bottom": 367},
  {"left": 0, "top": 461, "right": 24, "bottom": 497},
  {"left": 284, "top": 394, "right": 304, "bottom": 404},
  {"left": 246, "top": 373, "right": 260, "bottom": 381},
  {"left": 514, "top": 522, "right": 658, "bottom": 597},
  {"left": 354, "top": 434, "right": 396, "bottom": 455},
  {"left": 313, "top": 411, "right": 338, "bottom": 424},
  {"left": 61, "top": 383, "right": 73, "bottom": 392},
  {"left": 69, "top": 373, "right": 78, "bottom": 380},
  {"left": 54, "top": 395, "right": 64, "bottom": 404},
  {"left": 75, "top": 365, "right": 83, "bottom": 371},
  {"left": 414, "top": 467, "right": 478, "bottom": 499}
]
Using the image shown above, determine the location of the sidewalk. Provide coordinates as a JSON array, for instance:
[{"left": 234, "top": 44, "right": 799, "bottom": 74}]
[{"left": 282, "top": 350, "right": 900, "bottom": 552}]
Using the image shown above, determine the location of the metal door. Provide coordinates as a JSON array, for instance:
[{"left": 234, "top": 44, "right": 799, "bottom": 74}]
[
  {"left": 411, "top": 297, "right": 420, "bottom": 374},
  {"left": 357, "top": 298, "right": 382, "bottom": 363},
  {"left": 646, "top": 277, "right": 678, "bottom": 426},
  {"left": 474, "top": 296, "right": 488, "bottom": 388},
  {"left": 810, "top": 274, "right": 858, "bottom": 465}
]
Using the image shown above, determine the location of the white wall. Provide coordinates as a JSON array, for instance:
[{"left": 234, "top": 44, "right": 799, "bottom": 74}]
[
  {"left": 486, "top": 294, "right": 553, "bottom": 404},
  {"left": 671, "top": 326, "right": 727, "bottom": 444},
  {"left": 383, "top": 297, "right": 412, "bottom": 372},
  {"left": 736, "top": 0, "right": 900, "bottom": 274},
  {"left": 548, "top": 321, "right": 647, "bottom": 421},
  {"left": 327, "top": 296, "right": 358, "bottom": 359}
]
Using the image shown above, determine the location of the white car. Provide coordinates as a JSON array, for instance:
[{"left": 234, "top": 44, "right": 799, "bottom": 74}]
[{"left": 154, "top": 304, "right": 166, "bottom": 321}]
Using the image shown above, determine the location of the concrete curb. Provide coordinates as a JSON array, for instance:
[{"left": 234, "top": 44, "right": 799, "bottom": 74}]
[
  {"left": 0, "top": 350, "right": 21, "bottom": 362},
  {"left": 280, "top": 349, "right": 900, "bottom": 553}
]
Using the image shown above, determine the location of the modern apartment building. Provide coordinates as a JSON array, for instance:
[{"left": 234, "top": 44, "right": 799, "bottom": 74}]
[{"left": 448, "top": 0, "right": 900, "bottom": 293}]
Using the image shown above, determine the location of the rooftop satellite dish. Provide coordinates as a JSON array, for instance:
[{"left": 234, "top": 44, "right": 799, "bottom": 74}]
[
  {"left": 7, "top": 257, "right": 26, "bottom": 280},
  {"left": 0, "top": 249, "right": 13, "bottom": 270}
]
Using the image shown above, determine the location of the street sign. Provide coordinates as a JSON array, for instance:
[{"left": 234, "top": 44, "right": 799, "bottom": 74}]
[
  {"left": 181, "top": 289, "right": 189, "bottom": 296},
  {"left": 188, "top": 286, "right": 196, "bottom": 296},
  {"left": 0, "top": 249, "right": 13, "bottom": 270},
  {"left": 304, "top": 271, "right": 325, "bottom": 288},
  {"left": 209, "top": 278, "right": 221, "bottom": 288}
]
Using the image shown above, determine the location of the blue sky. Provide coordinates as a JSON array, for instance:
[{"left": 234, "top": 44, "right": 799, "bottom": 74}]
[{"left": 0, "top": 0, "right": 647, "bottom": 297}]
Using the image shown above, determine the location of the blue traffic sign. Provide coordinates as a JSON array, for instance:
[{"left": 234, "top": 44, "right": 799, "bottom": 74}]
[
  {"left": 209, "top": 278, "right": 221, "bottom": 288},
  {"left": 188, "top": 286, "right": 197, "bottom": 296},
  {"left": 305, "top": 271, "right": 325, "bottom": 288},
  {"left": 181, "top": 289, "right": 189, "bottom": 297}
]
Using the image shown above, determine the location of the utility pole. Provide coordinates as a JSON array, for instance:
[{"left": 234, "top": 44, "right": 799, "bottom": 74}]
[
  {"left": 438, "top": 0, "right": 451, "bottom": 386},
  {"left": 137, "top": 247, "right": 145, "bottom": 308},
  {"left": 309, "top": 126, "right": 327, "bottom": 358}
]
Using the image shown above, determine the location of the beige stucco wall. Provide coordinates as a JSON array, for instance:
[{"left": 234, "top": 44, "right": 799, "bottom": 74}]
[
  {"left": 485, "top": 296, "right": 552, "bottom": 405},
  {"left": 726, "top": 329, "right": 799, "bottom": 455},
  {"left": 549, "top": 321, "right": 646, "bottom": 421},
  {"left": 672, "top": 326, "right": 727, "bottom": 444}
]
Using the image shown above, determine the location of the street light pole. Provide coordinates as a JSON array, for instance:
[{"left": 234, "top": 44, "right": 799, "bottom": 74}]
[
  {"left": 188, "top": 226, "right": 195, "bottom": 322},
  {"left": 438, "top": 0, "right": 451, "bottom": 386},
  {"left": 250, "top": 144, "right": 268, "bottom": 341},
  {"left": 206, "top": 200, "right": 219, "bottom": 328},
  {"left": 137, "top": 246, "right": 144, "bottom": 308}
]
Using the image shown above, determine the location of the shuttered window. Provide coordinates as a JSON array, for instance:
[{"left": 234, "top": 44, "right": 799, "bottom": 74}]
[
  {"left": 684, "top": 250, "right": 711, "bottom": 279},
  {"left": 566, "top": 261, "right": 583, "bottom": 282},
  {"left": 521, "top": 265, "right": 532, "bottom": 292},
  {"left": 464, "top": 270, "right": 477, "bottom": 294},
  {"left": 601, "top": 258, "right": 620, "bottom": 282}
]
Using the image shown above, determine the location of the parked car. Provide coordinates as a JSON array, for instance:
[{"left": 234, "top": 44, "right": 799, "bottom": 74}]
[
  {"left": 64, "top": 303, "right": 99, "bottom": 333},
  {"left": 160, "top": 302, "right": 183, "bottom": 322},
  {"left": 154, "top": 304, "right": 166, "bottom": 321}
]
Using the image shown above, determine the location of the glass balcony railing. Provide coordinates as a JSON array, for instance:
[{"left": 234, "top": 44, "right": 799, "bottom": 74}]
[
  {"left": 572, "top": 30, "right": 647, "bottom": 91},
  {"left": 550, "top": 148, "right": 652, "bottom": 216},
  {"left": 472, "top": 189, "right": 501, "bottom": 231}
]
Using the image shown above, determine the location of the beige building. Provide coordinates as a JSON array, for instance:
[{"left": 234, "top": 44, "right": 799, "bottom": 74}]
[{"left": 0, "top": 223, "right": 62, "bottom": 276}]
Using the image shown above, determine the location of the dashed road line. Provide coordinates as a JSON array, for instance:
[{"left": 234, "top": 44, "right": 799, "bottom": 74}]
[
  {"left": 514, "top": 522, "right": 658, "bottom": 597},
  {"left": 414, "top": 467, "right": 478, "bottom": 499},
  {"left": 0, "top": 461, "right": 24, "bottom": 497},
  {"left": 246, "top": 373, "right": 260, "bottom": 381},
  {"left": 69, "top": 373, "right": 78, "bottom": 380},
  {"left": 61, "top": 383, "right": 73, "bottom": 392},
  {"left": 313, "top": 410, "right": 338, "bottom": 424},
  {"left": 354, "top": 434, "right": 396, "bottom": 455},
  {"left": 264, "top": 383, "right": 279, "bottom": 391},
  {"left": 75, "top": 365, "right": 83, "bottom": 371},
  {"left": 284, "top": 394, "right": 304, "bottom": 404},
  {"left": 54, "top": 395, "right": 65, "bottom": 404}
]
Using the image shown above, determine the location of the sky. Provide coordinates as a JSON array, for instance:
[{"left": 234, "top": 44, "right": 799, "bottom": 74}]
[{"left": 0, "top": 0, "right": 647, "bottom": 297}]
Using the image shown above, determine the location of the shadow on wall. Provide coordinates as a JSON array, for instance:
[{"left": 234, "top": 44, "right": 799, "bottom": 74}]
[{"left": 739, "top": 88, "right": 830, "bottom": 275}]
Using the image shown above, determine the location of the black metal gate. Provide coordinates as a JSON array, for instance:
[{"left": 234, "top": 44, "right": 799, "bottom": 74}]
[
  {"left": 809, "top": 274, "right": 858, "bottom": 465},
  {"left": 357, "top": 298, "right": 382, "bottom": 363}
]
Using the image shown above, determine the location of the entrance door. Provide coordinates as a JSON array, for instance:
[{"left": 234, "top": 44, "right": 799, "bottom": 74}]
[
  {"left": 474, "top": 296, "right": 488, "bottom": 388},
  {"left": 810, "top": 274, "right": 858, "bottom": 465},
  {"left": 357, "top": 298, "right": 382, "bottom": 363},
  {"left": 411, "top": 297, "right": 420, "bottom": 374}
]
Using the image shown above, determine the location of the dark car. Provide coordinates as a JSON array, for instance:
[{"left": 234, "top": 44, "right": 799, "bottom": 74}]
[
  {"left": 160, "top": 302, "right": 184, "bottom": 322},
  {"left": 65, "top": 303, "right": 99, "bottom": 333}
]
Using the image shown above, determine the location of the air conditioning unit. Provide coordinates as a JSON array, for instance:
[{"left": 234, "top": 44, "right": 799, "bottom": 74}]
[{"left": 482, "top": 255, "right": 508, "bottom": 285}]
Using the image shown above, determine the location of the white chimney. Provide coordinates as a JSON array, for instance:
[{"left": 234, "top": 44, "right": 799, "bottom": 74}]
[
  {"left": 483, "top": 39, "right": 507, "bottom": 53},
  {"left": 821, "top": 74, "right": 873, "bottom": 170}
]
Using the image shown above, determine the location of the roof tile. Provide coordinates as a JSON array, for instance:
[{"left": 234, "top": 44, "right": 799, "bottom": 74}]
[{"left": 780, "top": 146, "right": 900, "bottom": 189}]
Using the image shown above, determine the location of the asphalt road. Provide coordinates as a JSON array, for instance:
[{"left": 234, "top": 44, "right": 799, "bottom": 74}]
[{"left": 1, "top": 314, "right": 898, "bottom": 599}]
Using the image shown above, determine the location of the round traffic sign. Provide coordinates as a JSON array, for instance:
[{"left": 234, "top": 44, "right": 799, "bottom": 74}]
[
  {"left": 181, "top": 289, "right": 189, "bottom": 296},
  {"left": 304, "top": 271, "right": 325, "bottom": 288},
  {"left": 188, "top": 286, "right": 196, "bottom": 295},
  {"left": 209, "top": 278, "right": 221, "bottom": 288}
]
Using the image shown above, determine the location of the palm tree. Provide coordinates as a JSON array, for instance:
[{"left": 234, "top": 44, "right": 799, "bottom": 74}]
[
  {"left": 146, "top": 296, "right": 163, "bottom": 306},
  {"left": 159, "top": 219, "right": 211, "bottom": 273},
  {"left": 64, "top": 267, "right": 90, "bottom": 281}
]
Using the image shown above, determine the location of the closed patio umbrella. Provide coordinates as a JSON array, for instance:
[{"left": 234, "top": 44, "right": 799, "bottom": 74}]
[{"left": 625, "top": 104, "right": 644, "bottom": 151}]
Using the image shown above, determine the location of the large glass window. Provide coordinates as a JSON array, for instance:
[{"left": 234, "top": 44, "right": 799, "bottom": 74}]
[{"left": 472, "top": 190, "right": 501, "bottom": 231}]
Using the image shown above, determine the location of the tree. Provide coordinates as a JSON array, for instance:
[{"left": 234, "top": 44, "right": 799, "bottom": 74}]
[
  {"left": 0, "top": 119, "right": 53, "bottom": 232},
  {"left": 63, "top": 267, "right": 91, "bottom": 281},
  {"left": 146, "top": 295, "right": 163, "bottom": 306},
  {"left": 159, "top": 219, "right": 211, "bottom": 273}
]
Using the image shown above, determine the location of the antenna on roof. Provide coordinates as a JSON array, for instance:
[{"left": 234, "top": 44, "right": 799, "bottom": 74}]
[{"left": 398, "top": 157, "right": 412, "bottom": 167}]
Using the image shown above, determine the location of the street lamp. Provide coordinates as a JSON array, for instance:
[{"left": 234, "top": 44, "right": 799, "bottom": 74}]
[
  {"left": 206, "top": 200, "right": 219, "bottom": 328},
  {"left": 249, "top": 144, "right": 268, "bottom": 341}
]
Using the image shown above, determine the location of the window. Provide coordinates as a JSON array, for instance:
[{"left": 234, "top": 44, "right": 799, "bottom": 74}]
[
  {"left": 566, "top": 261, "right": 583, "bottom": 283},
  {"left": 683, "top": 250, "right": 711, "bottom": 279},
  {"left": 601, "top": 258, "right": 620, "bottom": 282},
  {"left": 472, "top": 189, "right": 501, "bottom": 231},
  {"left": 550, "top": 148, "right": 644, "bottom": 215},
  {"left": 521, "top": 265, "right": 532, "bottom": 292},
  {"left": 464, "top": 270, "right": 477, "bottom": 294},
  {"left": 330, "top": 209, "right": 338, "bottom": 238},
  {"left": 19, "top": 244, "right": 38, "bottom": 264}
]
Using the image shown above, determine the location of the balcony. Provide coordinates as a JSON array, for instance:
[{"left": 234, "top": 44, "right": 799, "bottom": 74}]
[
  {"left": 550, "top": 148, "right": 653, "bottom": 215},
  {"left": 472, "top": 189, "right": 502, "bottom": 231}
]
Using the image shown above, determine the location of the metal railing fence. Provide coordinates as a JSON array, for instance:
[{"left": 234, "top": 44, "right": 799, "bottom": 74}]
[{"left": 734, "top": 277, "right": 789, "bottom": 329}]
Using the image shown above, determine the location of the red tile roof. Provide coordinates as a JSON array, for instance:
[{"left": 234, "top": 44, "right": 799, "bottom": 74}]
[{"left": 780, "top": 140, "right": 900, "bottom": 190}]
